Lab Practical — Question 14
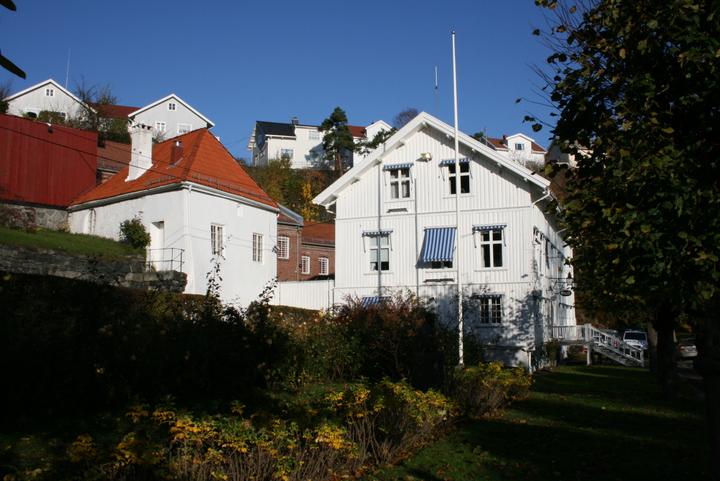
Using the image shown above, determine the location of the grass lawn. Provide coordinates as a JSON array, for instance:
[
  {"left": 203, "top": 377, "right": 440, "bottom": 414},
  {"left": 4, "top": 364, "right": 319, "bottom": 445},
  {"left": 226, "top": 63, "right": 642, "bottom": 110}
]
[
  {"left": 368, "top": 365, "right": 709, "bottom": 481},
  {"left": 0, "top": 226, "right": 140, "bottom": 258}
]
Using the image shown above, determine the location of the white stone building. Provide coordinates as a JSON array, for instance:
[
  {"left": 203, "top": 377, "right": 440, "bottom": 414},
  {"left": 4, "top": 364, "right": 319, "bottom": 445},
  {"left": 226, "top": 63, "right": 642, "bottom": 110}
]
[
  {"left": 313, "top": 112, "right": 575, "bottom": 367},
  {"left": 69, "top": 125, "right": 278, "bottom": 306}
]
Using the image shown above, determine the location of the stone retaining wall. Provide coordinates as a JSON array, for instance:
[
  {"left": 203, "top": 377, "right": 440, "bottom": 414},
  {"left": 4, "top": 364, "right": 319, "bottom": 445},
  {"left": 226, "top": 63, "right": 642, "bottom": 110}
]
[
  {"left": 0, "top": 202, "right": 69, "bottom": 231},
  {"left": 0, "top": 245, "right": 187, "bottom": 292}
]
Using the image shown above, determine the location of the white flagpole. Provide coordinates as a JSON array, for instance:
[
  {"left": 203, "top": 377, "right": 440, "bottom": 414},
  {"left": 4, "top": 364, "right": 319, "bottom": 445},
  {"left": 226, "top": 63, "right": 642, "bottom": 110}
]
[{"left": 452, "top": 30, "right": 464, "bottom": 367}]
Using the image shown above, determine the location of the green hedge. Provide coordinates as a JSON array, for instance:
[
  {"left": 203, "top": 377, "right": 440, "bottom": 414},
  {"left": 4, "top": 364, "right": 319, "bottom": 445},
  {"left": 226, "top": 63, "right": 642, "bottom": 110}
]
[{"left": 0, "top": 272, "right": 289, "bottom": 424}]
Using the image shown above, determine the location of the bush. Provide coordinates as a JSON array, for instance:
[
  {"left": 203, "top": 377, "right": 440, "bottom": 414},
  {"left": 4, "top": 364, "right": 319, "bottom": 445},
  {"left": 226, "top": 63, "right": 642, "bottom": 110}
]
[
  {"left": 451, "top": 362, "right": 532, "bottom": 418},
  {"left": 118, "top": 218, "right": 150, "bottom": 249}
]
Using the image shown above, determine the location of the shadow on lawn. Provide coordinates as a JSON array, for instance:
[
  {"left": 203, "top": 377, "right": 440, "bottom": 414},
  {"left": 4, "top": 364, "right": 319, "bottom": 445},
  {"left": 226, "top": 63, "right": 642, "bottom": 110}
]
[{"left": 455, "top": 367, "right": 708, "bottom": 481}]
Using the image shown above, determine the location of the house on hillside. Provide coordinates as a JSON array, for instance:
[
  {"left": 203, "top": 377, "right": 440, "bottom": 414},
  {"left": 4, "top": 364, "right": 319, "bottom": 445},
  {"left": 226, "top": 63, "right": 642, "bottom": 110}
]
[
  {"left": 483, "top": 133, "right": 547, "bottom": 168},
  {"left": 0, "top": 113, "right": 98, "bottom": 229},
  {"left": 313, "top": 112, "right": 575, "bottom": 367},
  {"left": 276, "top": 205, "right": 335, "bottom": 281},
  {"left": 3, "top": 79, "right": 86, "bottom": 121},
  {"left": 68, "top": 125, "right": 278, "bottom": 306},
  {"left": 3, "top": 79, "right": 213, "bottom": 141},
  {"left": 247, "top": 117, "right": 391, "bottom": 169}
]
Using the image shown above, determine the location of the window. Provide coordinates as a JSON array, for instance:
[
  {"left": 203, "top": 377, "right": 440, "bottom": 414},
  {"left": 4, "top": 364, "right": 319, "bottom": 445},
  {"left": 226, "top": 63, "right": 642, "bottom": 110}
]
[
  {"left": 277, "top": 236, "right": 289, "bottom": 259},
  {"left": 280, "top": 148, "right": 294, "bottom": 159},
  {"left": 448, "top": 163, "right": 470, "bottom": 194},
  {"left": 301, "top": 255, "right": 310, "bottom": 274},
  {"left": 309, "top": 130, "right": 320, "bottom": 140},
  {"left": 369, "top": 235, "right": 390, "bottom": 271},
  {"left": 388, "top": 168, "right": 411, "bottom": 199},
  {"left": 319, "top": 257, "right": 329, "bottom": 275},
  {"left": 178, "top": 123, "right": 192, "bottom": 134},
  {"left": 515, "top": 143, "right": 525, "bottom": 151},
  {"left": 168, "top": 102, "right": 177, "bottom": 111},
  {"left": 252, "top": 233, "right": 263, "bottom": 262},
  {"left": 211, "top": 224, "right": 224, "bottom": 255},
  {"left": 477, "top": 296, "right": 503, "bottom": 324},
  {"left": 155, "top": 121, "right": 167, "bottom": 133},
  {"left": 419, "top": 227, "right": 455, "bottom": 269},
  {"left": 478, "top": 228, "right": 504, "bottom": 268},
  {"left": 45, "top": 88, "right": 54, "bottom": 97}
]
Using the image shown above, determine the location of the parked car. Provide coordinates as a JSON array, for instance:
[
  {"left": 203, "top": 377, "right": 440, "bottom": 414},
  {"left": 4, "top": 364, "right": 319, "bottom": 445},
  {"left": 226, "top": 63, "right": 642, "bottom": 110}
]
[
  {"left": 676, "top": 337, "right": 698, "bottom": 359},
  {"left": 622, "top": 330, "right": 649, "bottom": 350}
]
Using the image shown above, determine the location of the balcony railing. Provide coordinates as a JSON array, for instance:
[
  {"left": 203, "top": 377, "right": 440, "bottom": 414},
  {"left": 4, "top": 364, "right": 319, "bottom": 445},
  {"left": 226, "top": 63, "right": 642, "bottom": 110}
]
[{"left": 146, "top": 248, "right": 184, "bottom": 272}]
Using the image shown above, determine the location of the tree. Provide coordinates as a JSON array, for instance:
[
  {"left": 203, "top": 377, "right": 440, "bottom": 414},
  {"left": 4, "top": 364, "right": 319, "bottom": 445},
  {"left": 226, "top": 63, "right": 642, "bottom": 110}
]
[
  {"left": 356, "top": 127, "right": 396, "bottom": 156},
  {"left": 0, "top": 80, "right": 13, "bottom": 113},
  {"left": 72, "top": 80, "right": 130, "bottom": 143},
  {"left": 320, "top": 107, "right": 355, "bottom": 175},
  {"left": 393, "top": 107, "right": 419, "bottom": 129},
  {"left": 535, "top": 0, "right": 720, "bottom": 473}
]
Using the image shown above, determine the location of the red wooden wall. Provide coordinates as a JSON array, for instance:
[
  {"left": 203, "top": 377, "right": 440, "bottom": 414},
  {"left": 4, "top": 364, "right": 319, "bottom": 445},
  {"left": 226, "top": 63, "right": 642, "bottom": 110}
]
[{"left": 0, "top": 114, "right": 98, "bottom": 207}]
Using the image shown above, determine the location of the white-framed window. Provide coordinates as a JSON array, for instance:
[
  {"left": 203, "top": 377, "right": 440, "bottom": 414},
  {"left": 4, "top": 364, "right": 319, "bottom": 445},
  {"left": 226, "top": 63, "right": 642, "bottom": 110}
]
[
  {"left": 280, "top": 148, "right": 294, "bottom": 159},
  {"left": 155, "top": 121, "right": 167, "bottom": 133},
  {"left": 477, "top": 295, "right": 503, "bottom": 324},
  {"left": 369, "top": 235, "right": 390, "bottom": 271},
  {"left": 301, "top": 255, "right": 310, "bottom": 274},
  {"left": 252, "top": 233, "right": 263, "bottom": 262},
  {"left": 211, "top": 224, "right": 224, "bottom": 256},
  {"left": 478, "top": 228, "right": 504, "bottom": 268},
  {"left": 45, "top": 88, "right": 54, "bottom": 97},
  {"left": 178, "top": 123, "right": 192, "bottom": 134},
  {"left": 277, "top": 236, "right": 290, "bottom": 259},
  {"left": 309, "top": 130, "right": 320, "bottom": 140},
  {"left": 448, "top": 163, "right": 470, "bottom": 194},
  {"left": 515, "top": 143, "right": 525, "bottom": 151},
  {"left": 388, "top": 167, "right": 411, "bottom": 199},
  {"left": 319, "top": 257, "right": 329, "bottom": 275},
  {"left": 168, "top": 102, "right": 177, "bottom": 111}
]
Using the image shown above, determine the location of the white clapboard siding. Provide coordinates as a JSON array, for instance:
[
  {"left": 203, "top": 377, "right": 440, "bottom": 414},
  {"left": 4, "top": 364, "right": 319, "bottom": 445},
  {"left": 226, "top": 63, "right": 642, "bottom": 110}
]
[{"left": 273, "top": 280, "right": 336, "bottom": 311}]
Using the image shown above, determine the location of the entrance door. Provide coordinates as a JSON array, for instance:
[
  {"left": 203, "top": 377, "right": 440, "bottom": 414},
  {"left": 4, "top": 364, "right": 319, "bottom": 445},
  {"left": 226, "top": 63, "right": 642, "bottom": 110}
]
[{"left": 148, "top": 221, "right": 165, "bottom": 269}]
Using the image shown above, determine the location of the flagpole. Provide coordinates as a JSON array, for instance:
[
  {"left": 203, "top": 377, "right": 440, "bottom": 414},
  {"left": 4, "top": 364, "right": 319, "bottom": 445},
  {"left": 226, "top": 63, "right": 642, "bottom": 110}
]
[{"left": 452, "top": 30, "right": 464, "bottom": 367}]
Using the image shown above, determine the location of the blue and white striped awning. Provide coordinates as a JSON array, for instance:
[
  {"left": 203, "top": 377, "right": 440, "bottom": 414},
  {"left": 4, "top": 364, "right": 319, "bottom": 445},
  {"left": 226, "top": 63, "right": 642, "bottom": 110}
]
[
  {"left": 361, "top": 296, "right": 389, "bottom": 307},
  {"left": 439, "top": 158, "right": 470, "bottom": 166},
  {"left": 382, "top": 163, "right": 413, "bottom": 171},
  {"left": 419, "top": 227, "right": 456, "bottom": 263},
  {"left": 362, "top": 229, "right": 393, "bottom": 237},
  {"left": 472, "top": 224, "right": 506, "bottom": 232}
]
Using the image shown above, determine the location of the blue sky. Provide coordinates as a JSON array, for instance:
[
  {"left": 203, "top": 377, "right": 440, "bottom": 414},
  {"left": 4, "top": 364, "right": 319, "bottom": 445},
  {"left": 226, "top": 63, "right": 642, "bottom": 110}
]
[{"left": 1, "top": 1, "right": 555, "bottom": 157}]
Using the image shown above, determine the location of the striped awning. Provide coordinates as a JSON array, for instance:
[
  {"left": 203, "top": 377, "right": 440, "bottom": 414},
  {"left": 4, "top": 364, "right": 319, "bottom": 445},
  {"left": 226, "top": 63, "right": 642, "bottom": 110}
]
[
  {"left": 419, "top": 227, "right": 456, "bottom": 263},
  {"left": 362, "top": 229, "right": 393, "bottom": 237},
  {"left": 361, "top": 296, "right": 389, "bottom": 307},
  {"left": 472, "top": 224, "right": 506, "bottom": 232},
  {"left": 382, "top": 163, "right": 413, "bottom": 171},
  {"left": 439, "top": 158, "right": 470, "bottom": 166}
]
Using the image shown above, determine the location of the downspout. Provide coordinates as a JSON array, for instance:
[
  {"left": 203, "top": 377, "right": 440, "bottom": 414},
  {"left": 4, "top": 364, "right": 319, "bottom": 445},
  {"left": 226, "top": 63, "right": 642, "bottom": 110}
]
[
  {"left": 184, "top": 184, "right": 193, "bottom": 292},
  {"left": 414, "top": 175, "right": 419, "bottom": 296},
  {"left": 377, "top": 161, "right": 382, "bottom": 297},
  {"left": 296, "top": 225, "right": 301, "bottom": 281}
]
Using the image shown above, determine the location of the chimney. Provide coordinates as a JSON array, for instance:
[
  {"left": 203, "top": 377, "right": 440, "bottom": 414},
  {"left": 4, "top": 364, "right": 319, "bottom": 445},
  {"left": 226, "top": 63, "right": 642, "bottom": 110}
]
[
  {"left": 291, "top": 116, "right": 299, "bottom": 126},
  {"left": 171, "top": 140, "right": 183, "bottom": 164},
  {"left": 502, "top": 134, "right": 508, "bottom": 146},
  {"left": 127, "top": 123, "right": 154, "bottom": 182}
]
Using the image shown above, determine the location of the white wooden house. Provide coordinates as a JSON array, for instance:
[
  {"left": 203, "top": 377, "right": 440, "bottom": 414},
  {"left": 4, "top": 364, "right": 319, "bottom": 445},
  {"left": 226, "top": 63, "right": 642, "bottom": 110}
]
[
  {"left": 68, "top": 125, "right": 278, "bottom": 306},
  {"left": 247, "top": 118, "right": 392, "bottom": 169},
  {"left": 128, "top": 94, "right": 214, "bottom": 139},
  {"left": 3, "top": 79, "right": 85, "bottom": 120},
  {"left": 313, "top": 112, "right": 575, "bottom": 367}
]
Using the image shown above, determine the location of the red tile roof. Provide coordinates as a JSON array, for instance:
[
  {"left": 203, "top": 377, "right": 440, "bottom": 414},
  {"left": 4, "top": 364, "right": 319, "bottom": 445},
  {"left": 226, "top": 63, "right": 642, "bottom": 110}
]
[
  {"left": 97, "top": 140, "right": 131, "bottom": 173},
  {"left": 302, "top": 222, "right": 335, "bottom": 245},
  {"left": 90, "top": 103, "right": 140, "bottom": 119},
  {"left": 484, "top": 136, "right": 546, "bottom": 153},
  {"left": 348, "top": 125, "right": 366, "bottom": 138},
  {"left": 73, "top": 129, "right": 277, "bottom": 209}
]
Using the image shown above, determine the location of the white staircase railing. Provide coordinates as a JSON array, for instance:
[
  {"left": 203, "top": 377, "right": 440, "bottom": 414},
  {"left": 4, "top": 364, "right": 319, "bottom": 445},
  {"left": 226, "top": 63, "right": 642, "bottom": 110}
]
[{"left": 551, "top": 323, "right": 645, "bottom": 366}]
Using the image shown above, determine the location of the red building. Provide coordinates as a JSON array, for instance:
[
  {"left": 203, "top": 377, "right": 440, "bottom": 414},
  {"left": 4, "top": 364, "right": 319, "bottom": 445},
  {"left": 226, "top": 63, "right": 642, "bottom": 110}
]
[
  {"left": 276, "top": 205, "right": 335, "bottom": 281},
  {"left": 0, "top": 113, "right": 97, "bottom": 207}
]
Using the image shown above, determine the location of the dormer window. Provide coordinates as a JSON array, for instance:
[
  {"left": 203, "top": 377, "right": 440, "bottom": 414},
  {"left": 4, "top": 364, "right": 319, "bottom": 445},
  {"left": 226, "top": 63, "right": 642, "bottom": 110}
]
[
  {"left": 515, "top": 143, "right": 524, "bottom": 151},
  {"left": 168, "top": 102, "right": 177, "bottom": 111},
  {"left": 45, "top": 88, "right": 54, "bottom": 97}
]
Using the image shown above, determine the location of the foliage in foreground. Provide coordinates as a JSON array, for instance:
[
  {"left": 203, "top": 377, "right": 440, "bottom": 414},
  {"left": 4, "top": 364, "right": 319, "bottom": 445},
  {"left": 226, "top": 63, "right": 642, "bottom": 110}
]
[
  {"left": 451, "top": 362, "right": 532, "bottom": 418},
  {"left": 17, "top": 381, "right": 452, "bottom": 481}
]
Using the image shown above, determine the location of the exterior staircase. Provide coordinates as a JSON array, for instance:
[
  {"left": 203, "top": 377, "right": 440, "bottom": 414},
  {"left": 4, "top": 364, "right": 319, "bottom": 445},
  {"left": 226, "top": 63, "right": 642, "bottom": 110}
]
[{"left": 552, "top": 323, "right": 645, "bottom": 367}]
